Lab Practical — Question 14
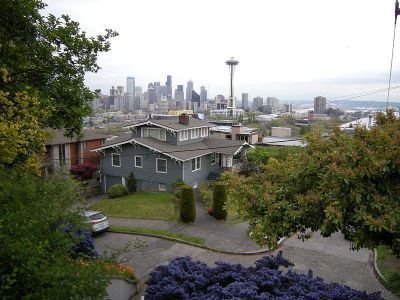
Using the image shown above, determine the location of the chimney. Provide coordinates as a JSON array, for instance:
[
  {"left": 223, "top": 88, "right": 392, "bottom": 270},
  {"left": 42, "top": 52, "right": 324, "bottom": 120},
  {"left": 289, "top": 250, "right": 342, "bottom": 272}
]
[{"left": 179, "top": 114, "right": 189, "bottom": 125}]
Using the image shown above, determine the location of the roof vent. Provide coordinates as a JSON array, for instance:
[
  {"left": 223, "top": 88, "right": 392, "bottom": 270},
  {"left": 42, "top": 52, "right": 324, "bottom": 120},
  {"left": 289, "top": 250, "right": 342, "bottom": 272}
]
[{"left": 179, "top": 114, "right": 189, "bottom": 125}]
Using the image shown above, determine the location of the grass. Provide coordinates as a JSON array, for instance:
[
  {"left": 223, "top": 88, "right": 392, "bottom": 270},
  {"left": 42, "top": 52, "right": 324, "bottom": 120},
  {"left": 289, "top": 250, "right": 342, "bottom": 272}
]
[
  {"left": 376, "top": 245, "right": 400, "bottom": 296},
  {"left": 110, "top": 225, "right": 205, "bottom": 246},
  {"left": 91, "top": 192, "right": 178, "bottom": 221}
]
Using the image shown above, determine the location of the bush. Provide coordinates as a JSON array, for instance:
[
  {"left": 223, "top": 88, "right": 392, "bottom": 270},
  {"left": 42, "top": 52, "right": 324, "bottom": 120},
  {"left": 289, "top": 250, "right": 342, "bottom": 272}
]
[
  {"left": 199, "top": 182, "right": 213, "bottom": 208},
  {"left": 108, "top": 184, "right": 128, "bottom": 199},
  {"left": 69, "top": 162, "right": 97, "bottom": 181},
  {"left": 145, "top": 253, "right": 382, "bottom": 299},
  {"left": 127, "top": 172, "right": 136, "bottom": 193},
  {"left": 213, "top": 182, "right": 227, "bottom": 220},
  {"left": 180, "top": 185, "right": 196, "bottom": 223}
]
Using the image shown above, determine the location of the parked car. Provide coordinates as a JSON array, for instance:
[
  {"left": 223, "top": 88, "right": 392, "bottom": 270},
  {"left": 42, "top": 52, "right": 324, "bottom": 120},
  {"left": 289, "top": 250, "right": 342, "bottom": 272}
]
[{"left": 82, "top": 211, "right": 109, "bottom": 233}]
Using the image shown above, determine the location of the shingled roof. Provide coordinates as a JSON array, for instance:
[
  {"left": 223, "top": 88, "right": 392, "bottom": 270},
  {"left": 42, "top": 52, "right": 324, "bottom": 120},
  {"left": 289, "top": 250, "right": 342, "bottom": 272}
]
[
  {"left": 93, "top": 134, "right": 248, "bottom": 161},
  {"left": 124, "top": 117, "right": 213, "bottom": 131},
  {"left": 46, "top": 129, "right": 109, "bottom": 146}
]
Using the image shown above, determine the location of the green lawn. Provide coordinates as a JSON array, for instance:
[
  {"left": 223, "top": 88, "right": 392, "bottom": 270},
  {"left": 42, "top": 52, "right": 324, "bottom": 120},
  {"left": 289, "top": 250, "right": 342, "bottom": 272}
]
[
  {"left": 91, "top": 192, "right": 178, "bottom": 221},
  {"left": 110, "top": 226, "right": 205, "bottom": 246},
  {"left": 376, "top": 245, "right": 400, "bottom": 296}
]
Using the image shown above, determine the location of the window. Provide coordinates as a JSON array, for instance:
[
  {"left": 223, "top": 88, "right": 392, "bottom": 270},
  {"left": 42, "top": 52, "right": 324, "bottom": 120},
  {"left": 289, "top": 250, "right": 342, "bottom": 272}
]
[
  {"left": 58, "top": 144, "right": 66, "bottom": 165},
  {"left": 135, "top": 156, "right": 143, "bottom": 168},
  {"left": 191, "top": 157, "right": 201, "bottom": 171},
  {"left": 179, "top": 130, "right": 188, "bottom": 141},
  {"left": 142, "top": 127, "right": 166, "bottom": 141},
  {"left": 201, "top": 127, "right": 208, "bottom": 137},
  {"left": 112, "top": 153, "right": 121, "bottom": 167},
  {"left": 156, "top": 158, "right": 167, "bottom": 173},
  {"left": 211, "top": 153, "right": 216, "bottom": 164},
  {"left": 191, "top": 128, "right": 199, "bottom": 139},
  {"left": 159, "top": 183, "right": 166, "bottom": 191}
]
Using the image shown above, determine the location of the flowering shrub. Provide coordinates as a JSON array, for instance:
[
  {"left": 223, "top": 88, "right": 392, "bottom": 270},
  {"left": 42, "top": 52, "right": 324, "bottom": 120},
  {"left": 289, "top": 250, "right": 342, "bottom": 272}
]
[
  {"left": 207, "top": 207, "right": 213, "bottom": 216},
  {"left": 146, "top": 252, "right": 382, "bottom": 299},
  {"left": 65, "top": 226, "right": 98, "bottom": 259},
  {"left": 69, "top": 162, "right": 97, "bottom": 181}
]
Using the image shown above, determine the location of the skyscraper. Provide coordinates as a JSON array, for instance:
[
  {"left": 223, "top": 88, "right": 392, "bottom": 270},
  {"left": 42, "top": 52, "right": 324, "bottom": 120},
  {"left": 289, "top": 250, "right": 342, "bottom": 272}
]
[
  {"left": 314, "top": 96, "right": 327, "bottom": 114},
  {"left": 174, "top": 85, "right": 184, "bottom": 101},
  {"left": 253, "top": 97, "right": 263, "bottom": 111},
  {"left": 186, "top": 80, "right": 193, "bottom": 101},
  {"left": 200, "top": 86, "right": 207, "bottom": 108},
  {"left": 266, "top": 97, "right": 279, "bottom": 113},
  {"left": 126, "top": 77, "right": 135, "bottom": 96},
  {"left": 148, "top": 83, "right": 156, "bottom": 104},
  {"left": 166, "top": 75, "right": 172, "bottom": 101},
  {"left": 242, "top": 93, "right": 248, "bottom": 109}
]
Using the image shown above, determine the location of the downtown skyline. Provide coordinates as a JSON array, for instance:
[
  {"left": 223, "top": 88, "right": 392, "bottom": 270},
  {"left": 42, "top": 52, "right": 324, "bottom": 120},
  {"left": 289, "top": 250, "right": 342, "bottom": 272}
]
[{"left": 45, "top": 0, "right": 400, "bottom": 102}]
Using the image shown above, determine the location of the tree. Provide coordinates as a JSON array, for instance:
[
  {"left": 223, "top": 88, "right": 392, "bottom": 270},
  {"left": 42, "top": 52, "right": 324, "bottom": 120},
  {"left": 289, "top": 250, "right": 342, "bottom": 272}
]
[
  {"left": 180, "top": 185, "right": 196, "bottom": 223},
  {"left": 212, "top": 183, "right": 227, "bottom": 220},
  {"left": 70, "top": 162, "right": 97, "bottom": 181},
  {"left": 0, "top": 168, "right": 114, "bottom": 298},
  {"left": 0, "top": 0, "right": 117, "bottom": 171},
  {"left": 222, "top": 110, "right": 400, "bottom": 256},
  {"left": 127, "top": 172, "right": 137, "bottom": 193}
]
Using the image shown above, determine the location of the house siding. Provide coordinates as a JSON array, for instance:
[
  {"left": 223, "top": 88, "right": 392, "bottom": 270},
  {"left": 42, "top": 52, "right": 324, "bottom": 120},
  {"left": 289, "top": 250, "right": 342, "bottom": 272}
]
[
  {"left": 101, "top": 143, "right": 183, "bottom": 192},
  {"left": 183, "top": 154, "right": 221, "bottom": 187}
]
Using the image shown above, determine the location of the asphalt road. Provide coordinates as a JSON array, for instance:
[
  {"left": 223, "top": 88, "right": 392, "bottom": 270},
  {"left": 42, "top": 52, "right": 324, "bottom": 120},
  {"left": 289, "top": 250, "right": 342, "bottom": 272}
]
[{"left": 94, "top": 231, "right": 396, "bottom": 300}]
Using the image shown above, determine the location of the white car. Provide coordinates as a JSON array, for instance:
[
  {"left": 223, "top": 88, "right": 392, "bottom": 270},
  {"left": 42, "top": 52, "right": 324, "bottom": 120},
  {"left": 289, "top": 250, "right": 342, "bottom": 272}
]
[{"left": 82, "top": 211, "right": 109, "bottom": 233}]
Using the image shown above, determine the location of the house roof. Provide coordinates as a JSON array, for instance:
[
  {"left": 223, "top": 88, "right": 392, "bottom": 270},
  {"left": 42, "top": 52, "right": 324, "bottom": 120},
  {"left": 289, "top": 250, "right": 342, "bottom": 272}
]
[
  {"left": 46, "top": 129, "right": 109, "bottom": 146},
  {"left": 93, "top": 134, "right": 248, "bottom": 161},
  {"left": 124, "top": 117, "right": 213, "bottom": 131}
]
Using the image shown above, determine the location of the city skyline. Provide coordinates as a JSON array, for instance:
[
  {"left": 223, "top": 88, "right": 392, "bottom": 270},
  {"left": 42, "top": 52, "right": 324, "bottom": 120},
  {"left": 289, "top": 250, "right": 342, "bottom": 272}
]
[{"left": 45, "top": 0, "right": 400, "bottom": 102}]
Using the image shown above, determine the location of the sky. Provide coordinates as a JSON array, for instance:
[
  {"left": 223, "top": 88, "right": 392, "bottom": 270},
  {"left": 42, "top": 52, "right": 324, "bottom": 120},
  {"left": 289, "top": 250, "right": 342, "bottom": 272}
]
[{"left": 45, "top": 0, "right": 400, "bottom": 102}]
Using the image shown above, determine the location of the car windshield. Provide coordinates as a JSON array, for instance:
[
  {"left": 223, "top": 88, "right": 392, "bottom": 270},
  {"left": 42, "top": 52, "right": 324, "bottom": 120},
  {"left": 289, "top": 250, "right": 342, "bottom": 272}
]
[{"left": 89, "top": 213, "right": 106, "bottom": 221}]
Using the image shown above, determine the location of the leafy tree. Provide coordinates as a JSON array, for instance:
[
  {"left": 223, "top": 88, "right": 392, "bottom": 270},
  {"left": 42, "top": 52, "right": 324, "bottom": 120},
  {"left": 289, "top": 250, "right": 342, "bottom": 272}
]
[
  {"left": 0, "top": 0, "right": 117, "bottom": 171},
  {"left": 180, "top": 185, "right": 196, "bottom": 223},
  {"left": 127, "top": 172, "right": 137, "bottom": 192},
  {"left": 212, "top": 183, "right": 227, "bottom": 220},
  {"left": 222, "top": 111, "right": 400, "bottom": 256},
  {"left": 0, "top": 167, "right": 114, "bottom": 299}
]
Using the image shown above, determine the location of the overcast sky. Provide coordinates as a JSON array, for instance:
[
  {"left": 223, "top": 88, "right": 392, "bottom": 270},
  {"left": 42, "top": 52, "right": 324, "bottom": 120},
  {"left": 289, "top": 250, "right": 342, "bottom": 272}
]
[{"left": 45, "top": 0, "right": 400, "bottom": 102}]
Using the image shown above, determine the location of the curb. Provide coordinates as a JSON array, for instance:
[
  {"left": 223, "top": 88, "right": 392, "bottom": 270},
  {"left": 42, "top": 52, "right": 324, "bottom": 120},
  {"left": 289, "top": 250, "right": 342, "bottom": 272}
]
[
  {"left": 373, "top": 249, "right": 388, "bottom": 284},
  {"left": 108, "top": 229, "right": 286, "bottom": 255}
]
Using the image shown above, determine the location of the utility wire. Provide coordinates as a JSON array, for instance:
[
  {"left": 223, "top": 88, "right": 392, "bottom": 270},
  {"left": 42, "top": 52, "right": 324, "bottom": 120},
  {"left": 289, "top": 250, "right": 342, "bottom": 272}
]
[{"left": 386, "top": 0, "right": 399, "bottom": 111}]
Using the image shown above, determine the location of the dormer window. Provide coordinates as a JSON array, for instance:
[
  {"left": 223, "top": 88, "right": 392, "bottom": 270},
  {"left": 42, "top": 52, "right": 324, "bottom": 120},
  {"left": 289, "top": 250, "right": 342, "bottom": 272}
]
[
  {"left": 201, "top": 127, "right": 208, "bottom": 137},
  {"left": 191, "top": 128, "right": 199, "bottom": 139},
  {"left": 142, "top": 127, "right": 166, "bottom": 141},
  {"left": 179, "top": 130, "right": 188, "bottom": 141}
]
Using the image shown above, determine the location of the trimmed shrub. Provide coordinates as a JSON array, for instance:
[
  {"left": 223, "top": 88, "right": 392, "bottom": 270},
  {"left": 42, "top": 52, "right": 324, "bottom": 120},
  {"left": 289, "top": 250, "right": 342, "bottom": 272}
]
[
  {"left": 108, "top": 184, "right": 128, "bottom": 199},
  {"left": 127, "top": 172, "right": 137, "bottom": 193},
  {"left": 145, "top": 253, "right": 382, "bottom": 299},
  {"left": 213, "top": 182, "right": 227, "bottom": 220},
  {"left": 180, "top": 185, "right": 196, "bottom": 223}
]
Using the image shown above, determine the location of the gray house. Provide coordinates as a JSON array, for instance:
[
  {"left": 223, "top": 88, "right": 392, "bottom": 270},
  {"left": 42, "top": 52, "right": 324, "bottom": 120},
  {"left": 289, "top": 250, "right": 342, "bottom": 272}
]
[{"left": 93, "top": 115, "right": 251, "bottom": 192}]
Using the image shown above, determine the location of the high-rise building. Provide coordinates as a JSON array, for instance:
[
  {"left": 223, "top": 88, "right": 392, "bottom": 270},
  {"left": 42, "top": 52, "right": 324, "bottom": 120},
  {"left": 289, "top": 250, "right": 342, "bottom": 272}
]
[
  {"left": 166, "top": 75, "right": 172, "bottom": 101},
  {"left": 174, "top": 85, "right": 184, "bottom": 101},
  {"left": 200, "top": 86, "right": 207, "bottom": 106},
  {"left": 126, "top": 77, "right": 135, "bottom": 96},
  {"left": 242, "top": 93, "right": 249, "bottom": 109},
  {"left": 135, "top": 86, "right": 142, "bottom": 110},
  {"left": 253, "top": 97, "right": 263, "bottom": 111},
  {"left": 314, "top": 96, "right": 327, "bottom": 114},
  {"left": 266, "top": 97, "right": 279, "bottom": 113},
  {"left": 148, "top": 83, "right": 156, "bottom": 104},
  {"left": 186, "top": 80, "right": 193, "bottom": 101}
]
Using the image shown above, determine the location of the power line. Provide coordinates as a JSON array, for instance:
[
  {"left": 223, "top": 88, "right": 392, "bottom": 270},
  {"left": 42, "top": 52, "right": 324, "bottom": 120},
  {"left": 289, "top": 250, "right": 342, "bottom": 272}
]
[
  {"left": 387, "top": 0, "right": 400, "bottom": 110},
  {"left": 328, "top": 86, "right": 400, "bottom": 104}
]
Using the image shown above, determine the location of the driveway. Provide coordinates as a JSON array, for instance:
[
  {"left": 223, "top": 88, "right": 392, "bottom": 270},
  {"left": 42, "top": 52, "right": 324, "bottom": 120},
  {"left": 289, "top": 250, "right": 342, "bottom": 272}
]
[{"left": 94, "top": 231, "right": 396, "bottom": 300}]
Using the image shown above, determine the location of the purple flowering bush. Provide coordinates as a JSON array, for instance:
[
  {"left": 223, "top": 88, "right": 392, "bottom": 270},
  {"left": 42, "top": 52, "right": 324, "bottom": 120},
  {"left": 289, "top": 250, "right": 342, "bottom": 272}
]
[
  {"left": 65, "top": 226, "right": 98, "bottom": 258},
  {"left": 145, "top": 252, "right": 382, "bottom": 300}
]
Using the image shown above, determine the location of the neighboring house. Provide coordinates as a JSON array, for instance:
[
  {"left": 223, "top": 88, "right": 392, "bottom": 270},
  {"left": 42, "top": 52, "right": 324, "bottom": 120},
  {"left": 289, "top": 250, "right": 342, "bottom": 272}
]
[
  {"left": 44, "top": 130, "right": 109, "bottom": 174},
  {"left": 210, "top": 124, "right": 259, "bottom": 144},
  {"left": 93, "top": 115, "right": 251, "bottom": 192}
]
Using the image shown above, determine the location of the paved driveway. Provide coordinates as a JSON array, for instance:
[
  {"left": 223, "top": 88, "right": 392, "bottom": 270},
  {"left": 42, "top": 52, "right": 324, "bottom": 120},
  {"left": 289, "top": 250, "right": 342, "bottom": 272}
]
[{"left": 94, "top": 231, "right": 396, "bottom": 300}]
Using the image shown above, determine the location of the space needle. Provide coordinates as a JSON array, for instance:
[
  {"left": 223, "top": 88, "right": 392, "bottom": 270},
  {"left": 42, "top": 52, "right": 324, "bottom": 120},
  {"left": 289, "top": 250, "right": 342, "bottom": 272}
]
[{"left": 225, "top": 57, "right": 239, "bottom": 116}]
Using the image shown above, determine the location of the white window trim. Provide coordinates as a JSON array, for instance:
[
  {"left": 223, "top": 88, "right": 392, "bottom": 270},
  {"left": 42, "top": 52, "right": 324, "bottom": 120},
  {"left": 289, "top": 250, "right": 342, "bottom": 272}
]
[
  {"left": 159, "top": 183, "right": 166, "bottom": 191},
  {"left": 156, "top": 158, "right": 167, "bottom": 173},
  {"left": 111, "top": 153, "right": 121, "bottom": 167},
  {"left": 179, "top": 130, "right": 188, "bottom": 141},
  {"left": 211, "top": 153, "right": 216, "bottom": 165},
  {"left": 191, "top": 157, "right": 201, "bottom": 172},
  {"left": 191, "top": 128, "right": 199, "bottom": 139},
  {"left": 134, "top": 155, "right": 143, "bottom": 168}
]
